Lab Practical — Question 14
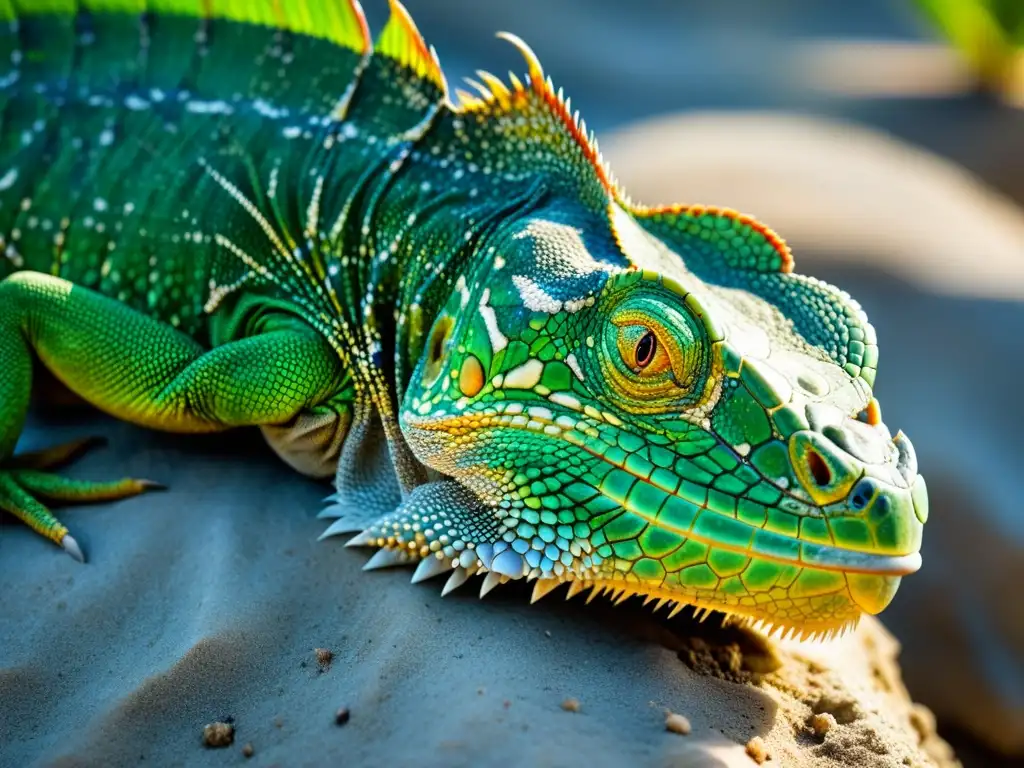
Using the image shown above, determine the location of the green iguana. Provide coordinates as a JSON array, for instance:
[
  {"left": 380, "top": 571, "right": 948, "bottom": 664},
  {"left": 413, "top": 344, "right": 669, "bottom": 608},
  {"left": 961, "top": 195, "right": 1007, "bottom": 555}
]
[{"left": 0, "top": 0, "right": 928, "bottom": 639}]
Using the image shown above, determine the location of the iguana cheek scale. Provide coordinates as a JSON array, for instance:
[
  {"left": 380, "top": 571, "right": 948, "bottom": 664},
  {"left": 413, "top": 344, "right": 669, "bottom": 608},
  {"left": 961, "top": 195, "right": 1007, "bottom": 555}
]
[{"left": 0, "top": 0, "right": 927, "bottom": 639}]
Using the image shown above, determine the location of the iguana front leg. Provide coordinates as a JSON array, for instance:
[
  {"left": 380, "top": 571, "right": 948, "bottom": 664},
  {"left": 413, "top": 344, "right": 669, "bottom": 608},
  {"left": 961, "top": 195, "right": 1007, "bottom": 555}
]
[{"left": 0, "top": 271, "right": 345, "bottom": 560}]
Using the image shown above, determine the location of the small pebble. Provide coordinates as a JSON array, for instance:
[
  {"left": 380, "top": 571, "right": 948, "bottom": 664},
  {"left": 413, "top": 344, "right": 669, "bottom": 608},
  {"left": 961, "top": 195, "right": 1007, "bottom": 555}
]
[
  {"left": 241, "top": 743, "right": 254, "bottom": 759},
  {"left": 202, "top": 722, "right": 234, "bottom": 748},
  {"left": 335, "top": 706, "right": 351, "bottom": 726},
  {"left": 745, "top": 736, "right": 769, "bottom": 764},
  {"left": 665, "top": 712, "right": 691, "bottom": 735},
  {"left": 315, "top": 648, "right": 333, "bottom": 669},
  {"left": 560, "top": 697, "right": 581, "bottom": 713},
  {"left": 909, "top": 703, "right": 936, "bottom": 741},
  {"left": 810, "top": 712, "right": 836, "bottom": 737}
]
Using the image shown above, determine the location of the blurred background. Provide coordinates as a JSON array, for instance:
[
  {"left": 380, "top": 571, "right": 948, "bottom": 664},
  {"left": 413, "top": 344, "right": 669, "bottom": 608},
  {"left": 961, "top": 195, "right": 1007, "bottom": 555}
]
[{"left": 386, "top": 1, "right": 1024, "bottom": 765}]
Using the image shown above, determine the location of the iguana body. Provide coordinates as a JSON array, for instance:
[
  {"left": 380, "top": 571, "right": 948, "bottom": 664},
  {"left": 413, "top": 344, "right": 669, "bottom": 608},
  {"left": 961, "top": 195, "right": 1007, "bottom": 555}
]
[{"left": 0, "top": 0, "right": 928, "bottom": 638}]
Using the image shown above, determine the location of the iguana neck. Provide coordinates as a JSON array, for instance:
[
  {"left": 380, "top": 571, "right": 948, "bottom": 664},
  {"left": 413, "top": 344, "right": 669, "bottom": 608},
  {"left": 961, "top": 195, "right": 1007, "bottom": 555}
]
[{"left": 304, "top": 129, "right": 545, "bottom": 399}]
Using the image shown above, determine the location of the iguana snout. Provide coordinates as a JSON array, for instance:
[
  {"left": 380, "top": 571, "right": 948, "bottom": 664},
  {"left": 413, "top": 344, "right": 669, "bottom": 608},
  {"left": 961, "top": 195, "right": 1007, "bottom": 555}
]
[{"left": 788, "top": 404, "right": 928, "bottom": 616}]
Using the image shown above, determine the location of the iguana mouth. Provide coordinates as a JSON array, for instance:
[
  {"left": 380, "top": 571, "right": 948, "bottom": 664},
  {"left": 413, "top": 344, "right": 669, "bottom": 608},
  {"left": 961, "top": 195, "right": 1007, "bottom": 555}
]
[{"left": 402, "top": 409, "right": 924, "bottom": 577}]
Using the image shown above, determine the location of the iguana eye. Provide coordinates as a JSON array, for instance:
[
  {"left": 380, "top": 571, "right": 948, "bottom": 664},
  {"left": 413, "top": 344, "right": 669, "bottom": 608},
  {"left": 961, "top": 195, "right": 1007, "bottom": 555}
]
[
  {"left": 600, "top": 289, "right": 710, "bottom": 412},
  {"left": 615, "top": 324, "right": 672, "bottom": 377}
]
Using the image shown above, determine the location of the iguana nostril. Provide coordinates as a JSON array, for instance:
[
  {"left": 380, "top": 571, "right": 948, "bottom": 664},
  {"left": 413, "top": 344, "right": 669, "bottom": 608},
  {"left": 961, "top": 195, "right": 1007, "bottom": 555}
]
[
  {"left": 850, "top": 478, "right": 876, "bottom": 511},
  {"left": 807, "top": 449, "right": 832, "bottom": 487}
]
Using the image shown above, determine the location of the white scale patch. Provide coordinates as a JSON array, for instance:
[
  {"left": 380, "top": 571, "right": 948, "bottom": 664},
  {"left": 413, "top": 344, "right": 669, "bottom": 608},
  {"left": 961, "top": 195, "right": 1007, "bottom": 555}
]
[
  {"left": 503, "top": 359, "right": 543, "bottom": 390},
  {"left": 186, "top": 99, "right": 234, "bottom": 115},
  {"left": 513, "top": 219, "right": 617, "bottom": 277},
  {"left": 511, "top": 274, "right": 562, "bottom": 314},
  {"left": 565, "top": 353, "right": 585, "bottom": 382},
  {"left": 478, "top": 288, "right": 507, "bottom": 352},
  {"left": 0, "top": 168, "right": 17, "bottom": 191},
  {"left": 508, "top": 219, "right": 613, "bottom": 315}
]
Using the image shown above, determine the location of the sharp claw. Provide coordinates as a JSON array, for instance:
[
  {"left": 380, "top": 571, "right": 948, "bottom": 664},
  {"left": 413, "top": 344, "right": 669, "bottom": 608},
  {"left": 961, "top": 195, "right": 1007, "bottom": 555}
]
[
  {"left": 479, "top": 571, "right": 501, "bottom": 598},
  {"left": 363, "top": 548, "right": 411, "bottom": 571},
  {"left": 62, "top": 534, "right": 85, "bottom": 563},
  {"left": 318, "top": 518, "right": 363, "bottom": 539},
  {"left": 342, "top": 529, "right": 375, "bottom": 547},
  {"left": 530, "top": 578, "right": 561, "bottom": 603},
  {"left": 565, "top": 580, "right": 586, "bottom": 600},
  {"left": 441, "top": 567, "right": 470, "bottom": 596},
  {"left": 411, "top": 555, "right": 453, "bottom": 584},
  {"left": 138, "top": 480, "right": 167, "bottom": 491},
  {"left": 317, "top": 503, "right": 356, "bottom": 520}
]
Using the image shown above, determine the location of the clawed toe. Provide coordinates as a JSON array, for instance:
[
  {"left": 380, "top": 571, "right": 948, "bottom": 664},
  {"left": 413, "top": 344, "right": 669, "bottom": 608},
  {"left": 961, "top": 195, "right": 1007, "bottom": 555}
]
[{"left": 1, "top": 439, "right": 164, "bottom": 561}]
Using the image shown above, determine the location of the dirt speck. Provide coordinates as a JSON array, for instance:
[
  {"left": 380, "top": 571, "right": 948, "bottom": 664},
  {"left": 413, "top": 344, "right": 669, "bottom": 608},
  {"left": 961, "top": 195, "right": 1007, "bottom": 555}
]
[
  {"left": 665, "top": 712, "right": 691, "bottom": 735},
  {"left": 745, "top": 735, "right": 769, "bottom": 764},
  {"left": 315, "top": 647, "right": 333, "bottom": 671},
  {"left": 241, "top": 743, "right": 254, "bottom": 758},
  {"left": 202, "top": 722, "right": 234, "bottom": 748},
  {"left": 335, "top": 706, "right": 351, "bottom": 726},
  {"left": 560, "top": 697, "right": 581, "bottom": 713}
]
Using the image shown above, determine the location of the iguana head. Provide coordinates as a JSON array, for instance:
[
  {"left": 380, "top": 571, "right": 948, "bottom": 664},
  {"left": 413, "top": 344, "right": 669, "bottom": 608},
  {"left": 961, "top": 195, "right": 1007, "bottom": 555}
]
[
  {"left": 397, "top": 199, "right": 926, "bottom": 637},
  {"left": 328, "top": 8, "right": 926, "bottom": 638}
]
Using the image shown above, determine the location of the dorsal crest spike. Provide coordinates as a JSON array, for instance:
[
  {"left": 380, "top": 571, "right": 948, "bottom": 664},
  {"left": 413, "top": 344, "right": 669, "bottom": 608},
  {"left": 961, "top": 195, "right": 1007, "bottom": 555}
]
[
  {"left": 463, "top": 77, "right": 492, "bottom": 101},
  {"left": 454, "top": 88, "right": 481, "bottom": 109},
  {"left": 627, "top": 202, "right": 795, "bottom": 274},
  {"left": 343, "top": 0, "right": 372, "bottom": 55},
  {"left": 448, "top": 27, "right": 628, "bottom": 208},
  {"left": 375, "top": 0, "right": 447, "bottom": 93},
  {"left": 495, "top": 31, "right": 544, "bottom": 85},
  {"left": 476, "top": 69, "right": 511, "bottom": 104}
]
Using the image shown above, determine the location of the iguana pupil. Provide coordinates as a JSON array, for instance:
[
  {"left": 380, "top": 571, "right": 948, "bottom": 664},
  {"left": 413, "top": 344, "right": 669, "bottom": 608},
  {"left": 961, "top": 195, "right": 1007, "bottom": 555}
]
[{"left": 634, "top": 330, "right": 656, "bottom": 370}]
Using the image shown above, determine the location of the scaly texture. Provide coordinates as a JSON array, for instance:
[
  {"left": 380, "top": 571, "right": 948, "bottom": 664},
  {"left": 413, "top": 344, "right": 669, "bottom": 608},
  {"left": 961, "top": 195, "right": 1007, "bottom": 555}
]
[{"left": 0, "top": 0, "right": 928, "bottom": 637}]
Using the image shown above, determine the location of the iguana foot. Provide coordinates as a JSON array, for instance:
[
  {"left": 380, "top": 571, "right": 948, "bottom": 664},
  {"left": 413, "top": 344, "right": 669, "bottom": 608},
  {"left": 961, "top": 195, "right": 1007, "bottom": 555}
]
[{"left": 0, "top": 438, "right": 163, "bottom": 562}]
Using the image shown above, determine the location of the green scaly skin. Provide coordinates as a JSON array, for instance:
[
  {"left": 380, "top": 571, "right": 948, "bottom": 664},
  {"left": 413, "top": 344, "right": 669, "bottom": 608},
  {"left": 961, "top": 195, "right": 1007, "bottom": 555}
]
[{"left": 0, "top": 0, "right": 928, "bottom": 638}]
